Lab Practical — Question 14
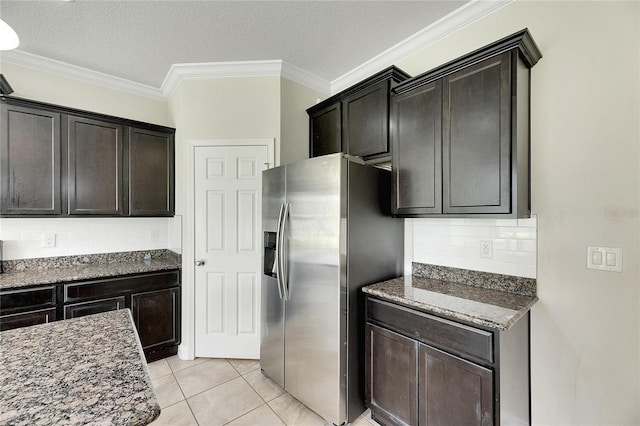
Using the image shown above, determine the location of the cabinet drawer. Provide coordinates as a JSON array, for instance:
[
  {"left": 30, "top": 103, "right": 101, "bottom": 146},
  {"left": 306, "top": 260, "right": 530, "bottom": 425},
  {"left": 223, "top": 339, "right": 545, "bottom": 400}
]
[
  {"left": 0, "top": 286, "right": 57, "bottom": 315},
  {"left": 64, "top": 296, "right": 126, "bottom": 319},
  {"left": 366, "top": 297, "right": 493, "bottom": 363},
  {"left": 64, "top": 271, "right": 179, "bottom": 303},
  {"left": 0, "top": 308, "right": 57, "bottom": 331}
]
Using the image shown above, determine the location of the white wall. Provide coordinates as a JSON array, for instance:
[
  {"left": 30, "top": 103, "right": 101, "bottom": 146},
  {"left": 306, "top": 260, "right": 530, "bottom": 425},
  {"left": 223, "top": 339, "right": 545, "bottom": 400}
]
[
  {"left": 280, "top": 77, "right": 325, "bottom": 165},
  {"left": 0, "top": 61, "right": 174, "bottom": 260},
  {"left": 397, "top": 1, "right": 640, "bottom": 423},
  {"left": 0, "top": 217, "right": 172, "bottom": 259},
  {"left": 407, "top": 216, "right": 537, "bottom": 278},
  {"left": 0, "top": 62, "right": 169, "bottom": 125},
  {"left": 168, "top": 76, "right": 281, "bottom": 359}
]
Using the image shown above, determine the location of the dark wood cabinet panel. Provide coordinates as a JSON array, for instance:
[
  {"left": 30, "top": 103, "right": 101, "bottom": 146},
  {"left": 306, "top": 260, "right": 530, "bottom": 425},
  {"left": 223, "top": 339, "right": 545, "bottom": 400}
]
[
  {"left": 366, "top": 323, "right": 418, "bottom": 426},
  {"left": 0, "top": 308, "right": 57, "bottom": 331},
  {"left": 132, "top": 287, "right": 180, "bottom": 350},
  {"left": 365, "top": 294, "right": 531, "bottom": 426},
  {"left": 343, "top": 81, "right": 389, "bottom": 158},
  {"left": 443, "top": 52, "right": 511, "bottom": 214},
  {"left": 64, "top": 271, "right": 179, "bottom": 303},
  {"left": 391, "top": 30, "right": 541, "bottom": 218},
  {"left": 128, "top": 127, "right": 175, "bottom": 216},
  {"left": 308, "top": 66, "right": 410, "bottom": 161},
  {"left": 309, "top": 102, "right": 341, "bottom": 157},
  {"left": 392, "top": 81, "right": 442, "bottom": 215},
  {"left": 367, "top": 297, "right": 493, "bottom": 364},
  {"left": 418, "top": 344, "right": 493, "bottom": 426},
  {"left": 0, "top": 285, "right": 57, "bottom": 315},
  {"left": 1, "top": 96, "right": 176, "bottom": 218},
  {"left": 0, "top": 270, "right": 181, "bottom": 361},
  {"left": 64, "top": 296, "right": 126, "bottom": 319},
  {"left": 67, "top": 115, "right": 124, "bottom": 215},
  {"left": 0, "top": 104, "right": 61, "bottom": 215}
]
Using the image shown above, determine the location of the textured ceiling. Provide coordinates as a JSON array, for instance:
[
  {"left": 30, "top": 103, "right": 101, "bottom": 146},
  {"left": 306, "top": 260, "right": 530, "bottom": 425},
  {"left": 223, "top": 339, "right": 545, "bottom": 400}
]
[{"left": 0, "top": 0, "right": 468, "bottom": 88}]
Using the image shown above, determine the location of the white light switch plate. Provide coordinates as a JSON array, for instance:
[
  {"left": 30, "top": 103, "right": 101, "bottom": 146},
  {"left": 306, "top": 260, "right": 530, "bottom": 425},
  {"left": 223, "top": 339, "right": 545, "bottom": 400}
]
[{"left": 587, "top": 246, "right": 622, "bottom": 272}]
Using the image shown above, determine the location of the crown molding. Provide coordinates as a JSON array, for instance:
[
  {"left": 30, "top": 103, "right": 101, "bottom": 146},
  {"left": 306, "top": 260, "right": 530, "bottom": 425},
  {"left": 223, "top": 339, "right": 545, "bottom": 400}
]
[
  {"left": 162, "top": 60, "right": 330, "bottom": 98},
  {"left": 161, "top": 60, "right": 284, "bottom": 98},
  {"left": 330, "top": 0, "right": 515, "bottom": 94},
  {"left": 0, "top": 0, "right": 513, "bottom": 100},
  {"left": 281, "top": 62, "right": 330, "bottom": 95},
  {"left": 0, "top": 49, "right": 165, "bottom": 100}
]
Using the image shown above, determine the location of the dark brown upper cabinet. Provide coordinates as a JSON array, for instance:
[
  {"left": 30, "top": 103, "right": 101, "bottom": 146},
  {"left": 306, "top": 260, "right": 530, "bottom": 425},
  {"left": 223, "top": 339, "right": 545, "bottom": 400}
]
[
  {"left": 391, "top": 29, "right": 542, "bottom": 218},
  {"left": 392, "top": 81, "right": 442, "bottom": 216},
  {"left": 68, "top": 115, "right": 124, "bottom": 215},
  {"left": 0, "top": 104, "right": 62, "bottom": 215},
  {"left": 308, "top": 102, "right": 341, "bottom": 157},
  {"left": 307, "top": 66, "right": 411, "bottom": 162},
  {"left": 0, "top": 96, "right": 175, "bottom": 217},
  {"left": 128, "top": 127, "right": 175, "bottom": 216}
]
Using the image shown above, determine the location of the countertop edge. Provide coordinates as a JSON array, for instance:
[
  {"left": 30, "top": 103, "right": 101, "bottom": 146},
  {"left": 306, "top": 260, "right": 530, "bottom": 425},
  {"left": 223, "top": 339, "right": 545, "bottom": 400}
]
[{"left": 362, "top": 285, "right": 537, "bottom": 331}]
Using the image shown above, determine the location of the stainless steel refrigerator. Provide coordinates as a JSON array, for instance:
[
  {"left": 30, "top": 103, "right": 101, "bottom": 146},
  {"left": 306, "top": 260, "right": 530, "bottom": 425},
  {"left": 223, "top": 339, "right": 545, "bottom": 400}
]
[{"left": 260, "top": 153, "right": 404, "bottom": 425}]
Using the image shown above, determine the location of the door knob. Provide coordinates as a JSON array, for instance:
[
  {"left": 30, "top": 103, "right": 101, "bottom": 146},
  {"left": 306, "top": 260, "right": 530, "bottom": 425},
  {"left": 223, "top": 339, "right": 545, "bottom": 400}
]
[{"left": 195, "top": 259, "right": 206, "bottom": 266}]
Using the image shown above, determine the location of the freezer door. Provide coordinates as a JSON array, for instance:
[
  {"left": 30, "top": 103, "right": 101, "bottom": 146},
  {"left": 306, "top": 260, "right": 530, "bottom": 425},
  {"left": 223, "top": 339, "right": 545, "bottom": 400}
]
[
  {"left": 284, "top": 154, "right": 347, "bottom": 425},
  {"left": 260, "top": 165, "right": 286, "bottom": 387}
]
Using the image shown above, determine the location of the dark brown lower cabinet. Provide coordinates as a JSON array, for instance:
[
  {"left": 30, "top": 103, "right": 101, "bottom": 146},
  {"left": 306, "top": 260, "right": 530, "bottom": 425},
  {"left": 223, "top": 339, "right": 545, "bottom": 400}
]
[
  {"left": 64, "top": 296, "right": 126, "bottom": 319},
  {"left": 132, "top": 287, "right": 180, "bottom": 358},
  {"left": 0, "top": 308, "right": 57, "bottom": 331},
  {"left": 0, "top": 285, "right": 57, "bottom": 331},
  {"left": 419, "top": 344, "right": 493, "bottom": 426},
  {"left": 0, "top": 270, "right": 181, "bottom": 362},
  {"left": 366, "top": 324, "right": 418, "bottom": 426},
  {"left": 366, "top": 295, "right": 530, "bottom": 426}
]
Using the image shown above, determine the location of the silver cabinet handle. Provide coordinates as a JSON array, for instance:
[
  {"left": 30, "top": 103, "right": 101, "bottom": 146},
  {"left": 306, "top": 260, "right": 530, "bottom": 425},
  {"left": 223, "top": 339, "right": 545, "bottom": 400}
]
[{"left": 195, "top": 259, "right": 206, "bottom": 266}]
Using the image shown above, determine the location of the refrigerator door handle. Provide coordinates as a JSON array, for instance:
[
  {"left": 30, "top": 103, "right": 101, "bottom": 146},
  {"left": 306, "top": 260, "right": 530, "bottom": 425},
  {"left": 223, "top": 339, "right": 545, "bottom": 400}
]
[
  {"left": 280, "top": 202, "right": 290, "bottom": 300},
  {"left": 274, "top": 203, "right": 285, "bottom": 299}
]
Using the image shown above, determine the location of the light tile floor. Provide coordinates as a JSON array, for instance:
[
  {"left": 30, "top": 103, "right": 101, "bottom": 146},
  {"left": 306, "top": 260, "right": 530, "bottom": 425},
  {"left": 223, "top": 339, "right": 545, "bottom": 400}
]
[{"left": 148, "top": 356, "right": 381, "bottom": 426}]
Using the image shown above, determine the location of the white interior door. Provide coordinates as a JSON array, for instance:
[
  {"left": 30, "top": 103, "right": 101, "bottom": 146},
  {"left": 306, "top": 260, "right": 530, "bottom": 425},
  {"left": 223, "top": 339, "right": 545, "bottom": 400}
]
[{"left": 194, "top": 145, "right": 269, "bottom": 358}]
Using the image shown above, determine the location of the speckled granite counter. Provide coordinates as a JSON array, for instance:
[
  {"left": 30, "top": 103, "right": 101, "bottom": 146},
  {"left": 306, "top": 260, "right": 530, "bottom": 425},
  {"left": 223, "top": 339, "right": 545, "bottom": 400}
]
[
  {"left": 363, "top": 274, "right": 537, "bottom": 331},
  {"left": 0, "top": 309, "right": 160, "bottom": 425},
  {"left": 0, "top": 250, "right": 181, "bottom": 291}
]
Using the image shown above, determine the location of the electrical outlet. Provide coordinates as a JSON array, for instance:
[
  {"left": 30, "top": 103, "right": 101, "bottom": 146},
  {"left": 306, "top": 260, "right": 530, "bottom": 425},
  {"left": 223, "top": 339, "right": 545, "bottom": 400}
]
[
  {"left": 150, "top": 229, "right": 160, "bottom": 242},
  {"left": 480, "top": 240, "right": 493, "bottom": 259},
  {"left": 42, "top": 233, "right": 56, "bottom": 248}
]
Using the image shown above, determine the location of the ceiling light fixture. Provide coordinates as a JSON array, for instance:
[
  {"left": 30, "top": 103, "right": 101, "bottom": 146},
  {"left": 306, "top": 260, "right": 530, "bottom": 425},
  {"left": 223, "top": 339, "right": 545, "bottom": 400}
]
[{"left": 0, "top": 18, "right": 19, "bottom": 50}]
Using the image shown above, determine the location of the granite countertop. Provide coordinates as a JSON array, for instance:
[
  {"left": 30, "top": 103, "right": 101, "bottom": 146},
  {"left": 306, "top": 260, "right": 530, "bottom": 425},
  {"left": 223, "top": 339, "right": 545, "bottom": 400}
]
[
  {"left": 0, "top": 309, "right": 160, "bottom": 426},
  {"left": 0, "top": 250, "right": 181, "bottom": 291},
  {"left": 363, "top": 275, "right": 537, "bottom": 331}
]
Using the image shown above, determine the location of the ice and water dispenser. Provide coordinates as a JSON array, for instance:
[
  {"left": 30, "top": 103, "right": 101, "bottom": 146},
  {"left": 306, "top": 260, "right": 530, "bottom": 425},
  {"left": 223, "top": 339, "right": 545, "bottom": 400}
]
[{"left": 263, "top": 232, "right": 277, "bottom": 278}]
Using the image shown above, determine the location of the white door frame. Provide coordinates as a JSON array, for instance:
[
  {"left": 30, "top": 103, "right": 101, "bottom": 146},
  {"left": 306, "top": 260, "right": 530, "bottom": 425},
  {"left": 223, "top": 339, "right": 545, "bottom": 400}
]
[{"left": 179, "top": 138, "right": 276, "bottom": 360}]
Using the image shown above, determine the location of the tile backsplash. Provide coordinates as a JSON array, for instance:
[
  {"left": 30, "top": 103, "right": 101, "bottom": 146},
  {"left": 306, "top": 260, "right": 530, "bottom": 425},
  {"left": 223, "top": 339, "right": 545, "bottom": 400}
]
[
  {"left": 0, "top": 217, "right": 183, "bottom": 260},
  {"left": 407, "top": 215, "right": 537, "bottom": 278}
]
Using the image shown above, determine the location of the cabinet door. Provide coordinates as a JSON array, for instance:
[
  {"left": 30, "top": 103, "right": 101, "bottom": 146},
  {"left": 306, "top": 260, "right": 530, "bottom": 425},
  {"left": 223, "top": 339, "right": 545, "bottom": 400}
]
[
  {"left": 343, "top": 80, "right": 389, "bottom": 159},
  {"left": 67, "top": 115, "right": 123, "bottom": 215},
  {"left": 443, "top": 52, "right": 512, "bottom": 214},
  {"left": 309, "top": 102, "right": 341, "bottom": 157},
  {"left": 0, "top": 308, "right": 57, "bottom": 332},
  {"left": 132, "top": 287, "right": 180, "bottom": 350},
  {"left": 391, "top": 81, "right": 442, "bottom": 215},
  {"left": 64, "top": 296, "right": 126, "bottom": 319},
  {"left": 366, "top": 323, "right": 418, "bottom": 426},
  {"left": 0, "top": 104, "right": 61, "bottom": 215},
  {"left": 128, "top": 127, "right": 174, "bottom": 216},
  {"left": 419, "top": 344, "right": 493, "bottom": 426}
]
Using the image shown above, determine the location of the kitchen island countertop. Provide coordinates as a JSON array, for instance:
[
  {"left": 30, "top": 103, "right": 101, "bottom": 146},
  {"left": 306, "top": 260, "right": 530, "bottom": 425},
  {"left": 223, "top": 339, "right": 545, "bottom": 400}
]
[
  {"left": 362, "top": 275, "right": 537, "bottom": 331},
  {"left": 0, "top": 309, "right": 160, "bottom": 426}
]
